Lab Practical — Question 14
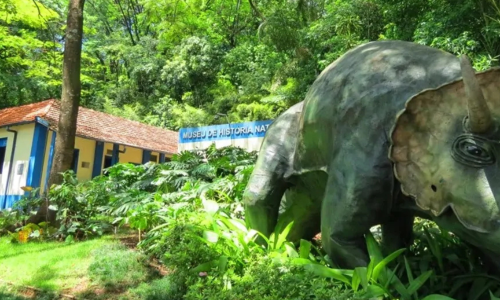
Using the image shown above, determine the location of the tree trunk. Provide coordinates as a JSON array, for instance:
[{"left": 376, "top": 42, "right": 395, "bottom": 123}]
[{"left": 30, "top": 0, "right": 86, "bottom": 224}]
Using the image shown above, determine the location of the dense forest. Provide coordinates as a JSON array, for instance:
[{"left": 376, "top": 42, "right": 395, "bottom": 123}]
[{"left": 2, "top": 0, "right": 500, "bottom": 130}]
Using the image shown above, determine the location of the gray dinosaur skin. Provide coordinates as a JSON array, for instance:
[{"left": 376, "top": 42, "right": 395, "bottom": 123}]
[
  {"left": 244, "top": 101, "right": 326, "bottom": 244},
  {"left": 243, "top": 40, "right": 500, "bottom": 271}
]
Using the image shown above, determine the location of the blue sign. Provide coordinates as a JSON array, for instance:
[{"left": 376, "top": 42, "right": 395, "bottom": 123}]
[{"left": 179, "top": 120, "right": 273, "bottom": 144}]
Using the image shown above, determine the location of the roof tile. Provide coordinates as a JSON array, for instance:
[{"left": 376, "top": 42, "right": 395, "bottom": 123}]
[{"left": 0, "top": 99, "right": 178, "bottom": 154}]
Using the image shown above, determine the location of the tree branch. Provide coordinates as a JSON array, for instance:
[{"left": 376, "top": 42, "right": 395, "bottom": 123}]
[
  {"left": 115, "top": 0, "right": 136, "bottom": 45},
  {"left": 248, "top": 0, "right": 265, "bottom": 20}
]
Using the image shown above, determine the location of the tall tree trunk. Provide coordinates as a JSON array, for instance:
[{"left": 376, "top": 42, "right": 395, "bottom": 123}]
[{"left": 30, "top": 0, "right": 86, "bottom": 224}]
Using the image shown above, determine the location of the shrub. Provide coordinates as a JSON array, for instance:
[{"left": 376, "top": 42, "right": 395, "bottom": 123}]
[
  {"left": 126, "top": 277, "right": 178, "bottom": 300},
  {"left": 151, "top": 221, "right": 222, "bottom": 298},
  {"left": 48, "top": 170, "right": 112, "bottom": 240},
  {"left": 184, "top": 255, "right": 355, "bottom": 300}
]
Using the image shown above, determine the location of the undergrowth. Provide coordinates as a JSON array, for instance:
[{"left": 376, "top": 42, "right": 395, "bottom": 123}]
[{"left": 1, "top": 144, "right": 500, "bottom": 299}]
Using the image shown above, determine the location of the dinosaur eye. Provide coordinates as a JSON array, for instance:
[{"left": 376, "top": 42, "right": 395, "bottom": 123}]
[
  {"left": 465, "top": 145, "right": 486, "bottom": 157},
  {"left": 451, "top": 135, "right": 495, "bottom": 167}
]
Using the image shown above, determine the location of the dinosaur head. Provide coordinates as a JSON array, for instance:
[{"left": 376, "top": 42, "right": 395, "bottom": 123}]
[{"left": 389, "top": 56, "right": 500, "bottom": 233}]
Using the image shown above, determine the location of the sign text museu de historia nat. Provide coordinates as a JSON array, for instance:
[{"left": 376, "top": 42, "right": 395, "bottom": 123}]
[{"left": 178, "top": 120, "right": 273, "bottom": 152}]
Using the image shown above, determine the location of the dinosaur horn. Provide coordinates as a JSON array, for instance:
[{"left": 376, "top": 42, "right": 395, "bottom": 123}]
[{"left": 460, "top": 55, "right": 492, "bottom": 133}]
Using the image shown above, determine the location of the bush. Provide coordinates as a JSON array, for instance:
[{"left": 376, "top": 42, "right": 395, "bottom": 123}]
[
  {"left": 149, "top": 221, "right": 222, "bottom": 298},
  {"left": 184, "top": 255, "right": 354, "bottom": 300},
  {"left": 126, "top": 277, "right": 177, "bottom": 300},
  {"left": 48, "top": 170, "right": 113, "bottom": 240}
]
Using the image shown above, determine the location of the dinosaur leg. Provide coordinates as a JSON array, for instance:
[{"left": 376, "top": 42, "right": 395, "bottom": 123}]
[
  {"left": 277, "top": 189, "right": 320, "bottom": 243},
  {"left": 321, "top": 161, "right": 393, "bottom": 269},
  {"left": 380, "top": 211, "right": 415, "bottom": 256},
  {"left": 275, "top": 171, "right": 326, "bottom": 244},
  {"left": 243, "top": 168, "right": 288, "bottom": 241}
]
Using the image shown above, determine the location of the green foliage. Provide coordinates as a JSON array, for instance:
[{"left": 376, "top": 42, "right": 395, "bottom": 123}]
[
  {"left": 397, "top": 219, "right": 500, "bottom": 299},
  {"left": 1, "top": 188, "right": 55, "bottom": 240},
  {"left": 0, "top": 0, "right": 63, "bottom": 108},
  {"left": 102, "top": 146, "right": 500, "bottom": 299},
  {"left": 126, "top": 277, "right": 177, "bottom": 300},
  {"left": 7, "top": 222, "right": 56, "bottom": 243},
  {"left": 3, "top": 146, "right": 500, "bottom": 299},
  {"left": 0, "top": 209, "right": 21, "bottom": 234},
  {"left": 48, "top": 170, "right": 112, "bottom": 240},
  {"left": 184, "top": 255, "right": 354, "bottom": 300},
  {"left": 4, "top": 0, "right": 500, "bottom": 130}
]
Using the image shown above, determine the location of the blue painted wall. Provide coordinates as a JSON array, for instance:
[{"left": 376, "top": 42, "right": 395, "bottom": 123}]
[
  {"left": 92, "top": 141, "right": 104, "bottom": 178},
  {"left": 179, "top": 120, "right": 273, "bottom": 144},
  {"left": 142, "top": 150, "right": 151, "bottom": 164},
  {"left": 111, "top": 144, "right": 119, "bottom": 166},
  {"left": 0, "top": 138, "right": 6, "bottom": 175},
  {"left": 2, "top": 195, "right": 22, "bottom": 210},
  {"left": 26, "top": 122, "right": 48, "bottom": 191},
  {"left": 44, "top": 131, "right": 56, "bottom": 191},
  {"left": 72, "top": 149, "right": 80, "bottom": 173},
  {"left": 159, "top": 153, "right": 165, "bottom": 163},
  {"left": 0, "top": 137, "right": 10, "bottom": 209}
]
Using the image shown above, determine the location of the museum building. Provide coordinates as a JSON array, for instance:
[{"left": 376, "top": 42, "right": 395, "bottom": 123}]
[{"left": 0, "top": 99, "right": 178, "bottom": 209}]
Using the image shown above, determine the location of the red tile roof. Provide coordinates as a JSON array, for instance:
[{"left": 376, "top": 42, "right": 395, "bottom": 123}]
[{"left": 0, "top": 99, "right": 178, "bottom": 154}]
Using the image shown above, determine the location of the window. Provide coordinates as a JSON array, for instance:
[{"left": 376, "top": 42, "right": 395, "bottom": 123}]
[
  {"left": 16, "top": 163, "right": 24, "bottom": 175},
  {"left": 0, "top": 138, "right": 6, "bottom": 175},
  {"left": 150, "top": 154, "right": 158, "bottom": 163}
]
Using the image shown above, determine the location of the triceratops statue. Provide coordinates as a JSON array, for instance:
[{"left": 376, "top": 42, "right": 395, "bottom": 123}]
[{"left": 243, "top": 40, "right": 500, "bottom": 271}]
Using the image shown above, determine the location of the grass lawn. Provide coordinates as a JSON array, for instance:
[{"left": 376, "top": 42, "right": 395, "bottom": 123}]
[
  {"left": 0, "top": 235, "right": 117, "bottom": 292},
  {"left": 0, "top": 232, "right": 167, "bottom": 299}
]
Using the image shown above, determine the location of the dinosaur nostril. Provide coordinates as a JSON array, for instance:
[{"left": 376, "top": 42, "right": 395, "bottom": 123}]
[{"left": 431, "top": 185, "right": 437, "bottom": 192}]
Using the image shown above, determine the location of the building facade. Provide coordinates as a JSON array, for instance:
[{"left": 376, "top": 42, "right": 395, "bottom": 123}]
[{"left": 0, "top": 100, "right": 178, "bottom": 209}]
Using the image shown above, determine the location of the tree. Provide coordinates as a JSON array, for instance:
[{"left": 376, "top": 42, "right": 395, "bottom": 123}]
[
  {"left": 34, "top": 0, "right": 86, "bottom": 223},
  {"left": 0, "top": 0, "right": 63, "bottom": 109}
]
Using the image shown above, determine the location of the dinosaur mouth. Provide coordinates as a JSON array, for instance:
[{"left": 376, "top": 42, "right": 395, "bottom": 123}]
[
  {"left": 442, "top": 190, "right": 500, "bottom": 234},
  {"left": 449, "top": 204, "right": 492, "bottom": 233}
]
